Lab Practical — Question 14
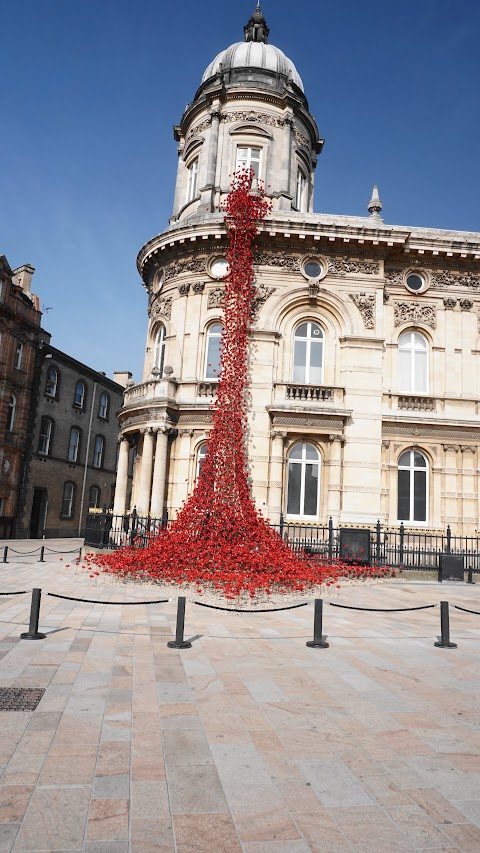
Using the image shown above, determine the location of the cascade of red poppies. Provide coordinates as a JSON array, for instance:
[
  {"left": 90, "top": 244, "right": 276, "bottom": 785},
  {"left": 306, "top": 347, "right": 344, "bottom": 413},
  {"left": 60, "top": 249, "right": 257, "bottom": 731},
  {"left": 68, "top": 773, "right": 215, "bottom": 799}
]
[{"left": 91, "top": 171, "right": 393, "bottom": 596}]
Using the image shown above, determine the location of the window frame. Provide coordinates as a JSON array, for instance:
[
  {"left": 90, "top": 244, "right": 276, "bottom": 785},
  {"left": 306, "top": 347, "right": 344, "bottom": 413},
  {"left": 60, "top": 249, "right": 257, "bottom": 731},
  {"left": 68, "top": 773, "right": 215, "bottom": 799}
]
[
  {"left": 286, "top": 441, "right": 321, "bottom": 520},
  {"left": 67, "top": 427, "right": 81, "bottom": 463},
  {"left": 14, "top": 341, "right": 23, "bottom": 370},
  {"left": 73, "top": 380, "right": 86, "bottom": 409},
  {"left": 398, "top": 330, "right": 429, "bottom": 394},
  {"left": 204, "top": 322, "right": 224, "bottom": 381},
  {"left": 98, "top": 392, "right": 109, "bottom": 420},
  {"left": 235, "top": 145, "right": 262, "bottom": 179},
  {"left": 186, "top": 157, "right": 199, "bottom": 203},
  {"left": 295, "top": 168, "right": 307, "bottom": 212},
  {"left": 196, "top": 442, "right": 208, "bottom": 481},
  {"left": 38, "top": 417, "right": 53, "bottom": 456},
  {"left": 61, "top": 481, "right": 76, "bottom": 519},
  {"left": 153, "top": 325, "right": 166, "bottom": 375},
  {"left": 397, "top": 448, "right": 429, "bottom": 525},
  {"left": 88, "top": 485, "right": 101, "bottom": 509},
  {"left": 93, "top": 435, "right": 105, "bottom": 469},
  {"left": 6, "top": 394, "right": 16, "bottom": 432},
  {"left": 45, "top": 365, "right": 59, "bottom": 398},
  {"left": 292, "top": 321, "right": 325, "bottom": 385}
]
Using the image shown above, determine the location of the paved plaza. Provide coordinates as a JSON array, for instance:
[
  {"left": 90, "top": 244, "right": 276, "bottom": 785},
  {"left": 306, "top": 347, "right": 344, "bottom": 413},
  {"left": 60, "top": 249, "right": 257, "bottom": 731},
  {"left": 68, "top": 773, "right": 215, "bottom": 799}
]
[{"left": 0, "top": 540, "right": 480, "bottom": 852}]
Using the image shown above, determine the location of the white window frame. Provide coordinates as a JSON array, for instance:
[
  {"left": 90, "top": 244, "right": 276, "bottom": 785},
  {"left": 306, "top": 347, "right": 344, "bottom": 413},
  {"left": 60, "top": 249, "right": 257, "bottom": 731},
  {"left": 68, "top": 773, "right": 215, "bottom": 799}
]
[
  {"left": 62, "top": 482, "right": 75, "bottom": 518},
  {"left": 74, "top": 380, "right": 85, "bottom": 408},
  {"left": 187, "top": 157, "right": 199, "bottom": 203},
  {"left": 68, "top": 427, "right": 80, "bottom": 463},
  {"left": 204, "top": 322, "right": 223, "bottom": 380},
  {"left": 98, "top": 392, "right": 109, "bottom": 419},
  {"left": 7, "top": 394, "right": 16, "bottom": 432},
  {"left": 89, "top": 485, "right": 101, "bottom": 509},
  {"left": 235, "top": 145, "right": 262, "bottom": 179},
  {"left": 295, "top": 168, "right": 307, "bottom": 211},
  {"left": 93, "top": 435, "right": 105, "bottom": 469},
  {"left": 398, "top": 331, "right": 428, "bottom": 394},
  {"left": 292, "top": 321, "right": 324, "bottom": 385},
  {"left": 153, "top": 325, "right": 166, "bottom": 374},
  {"left": 397, "top": 449, "right": 429, "bottom": 525},
  {"left": 38, "top": 417, "right": 53, "bottom": 456},
  {"left": 286, "top": 441, "right": 321, "bottom": 520},
  {"left": 196, "top": 442, "right": 208, "bottom": 481},
  {"left": 45, "top": 366, "right": 58, "bottom": 397},
  {"left": 14, "top": 341, "right": 23, "bottom": 370}
]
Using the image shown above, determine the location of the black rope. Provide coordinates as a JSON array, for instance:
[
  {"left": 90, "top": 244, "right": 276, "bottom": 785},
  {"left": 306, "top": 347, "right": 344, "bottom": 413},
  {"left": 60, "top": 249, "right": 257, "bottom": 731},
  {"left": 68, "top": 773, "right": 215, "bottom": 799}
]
[
  {"left": 45, "top": 547, "right": 81, "bottom": 554},
  {"left": 453, "top": 604, "right": 480, "bottom": 616},
  {"left": 46, "top": 592, "right": 169, "bottom": 606},
  {"left": 7, "top": 548, "right": 41, "bottom": 556},
  {"left": 329, "top": 603, "right": 436, "bottom": 612},
  {"left": 193, "top": 599, "right": 310, "bottom": 613},
  {"left": 0, "top": 591, "right": 28, "bottom": 596}
]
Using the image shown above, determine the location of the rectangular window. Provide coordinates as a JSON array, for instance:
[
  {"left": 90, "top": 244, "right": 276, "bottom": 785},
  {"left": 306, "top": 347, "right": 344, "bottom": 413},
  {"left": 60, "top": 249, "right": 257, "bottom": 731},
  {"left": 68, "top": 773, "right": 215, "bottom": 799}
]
[
  {"left": 38, "top": 419, "right": 52, "bottom": 455},
  {"left": 397, "top": 469, "right": 410, "bottom": 520},
  {"left": 296, "top": 169, "right": 307, "bottom": 211},
  {"left": 68, "top": 428, "right": 80, "bottom": 463},
  {"left": 14, "top": 341, "right": 23, "bottom": 370},
  {"left": 62, "top": 483, "right": 75, "bottom": 518},
  {"left": 414, "top": 470, "right": 427, "bottom": 522},
  {"left": 93, "top": 436, "right": 105, "bottom": 468},
  {"left": 187, "top": 158, "right": 198, "bottom": 203},
  {"left": 286, "top": 462, "right": 301, "bottom": 515},
  {"left": 236, "top": 146, "right": 262, "bottom": 178}
]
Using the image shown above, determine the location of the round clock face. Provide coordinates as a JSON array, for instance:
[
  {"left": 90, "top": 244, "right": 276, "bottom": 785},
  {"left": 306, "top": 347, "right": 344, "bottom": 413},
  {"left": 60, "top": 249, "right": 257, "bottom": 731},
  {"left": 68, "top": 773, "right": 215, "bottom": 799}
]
[{"left": 210, "top": 257, "right": 229, "bottom": 278}]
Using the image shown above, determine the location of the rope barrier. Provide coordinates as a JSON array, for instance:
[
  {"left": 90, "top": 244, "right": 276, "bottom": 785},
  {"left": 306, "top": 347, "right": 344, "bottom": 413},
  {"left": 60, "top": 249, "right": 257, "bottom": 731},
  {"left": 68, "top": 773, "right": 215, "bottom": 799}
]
[
  {"left": 46, "top": 592, "right": 169, "bottom": 606},
  {"left": 453, "top": 604, "right": 480, "bottom": 616},
  {"left": 7, "top": 548, "right": 41, "bottom": 556},
  {"left": 45, "top": 547, "right": 82, "bottom": 554},
  {"left": 193, "top": 599, "right": 310, "bottom": 613},
  {"left": 0, "top": 591, "right": 28, "bottom": 596},
  {"left": 329, "top": 603, "right": 436, "bottom": 612}
]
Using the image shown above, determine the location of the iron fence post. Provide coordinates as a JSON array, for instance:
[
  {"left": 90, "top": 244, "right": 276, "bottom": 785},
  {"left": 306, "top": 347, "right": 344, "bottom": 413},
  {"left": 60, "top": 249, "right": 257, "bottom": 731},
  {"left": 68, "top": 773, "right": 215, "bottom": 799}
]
[
  {"left": 167, "top": 597, "right": 192, "bottom": 649},
  {"left": 162, "top": 509, "right": 169, "bottom": 530},
  {"left": 399, "top": 522, "right": 404, "bottom": 564},
  {"left": 376, "top": 519, "right": 381, "bottom": 563},
  {"left": 434, "top": 601, "right": 457, "bottom": 649},
  {"left": 279, "top": 512, "right": 284, "bottom": 539},
  {"left": 446, "top": 524, "right": 451, "bottom": 555},
  {"left": 130, "top": 506, "right": 137, "bottom": 547},
  {"left": 306, "top": 599, "right": 329, "bottom": 648},
  {"left": 328, "top": 517, "right": 334, "bottom": 561},
  {"left": 20, "top": 589, "right": 46, "bottom": 640}
]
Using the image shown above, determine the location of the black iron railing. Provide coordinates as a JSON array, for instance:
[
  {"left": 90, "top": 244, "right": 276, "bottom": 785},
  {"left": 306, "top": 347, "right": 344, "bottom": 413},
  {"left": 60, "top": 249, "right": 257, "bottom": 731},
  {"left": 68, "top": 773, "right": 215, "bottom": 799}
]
[{"left": 84, "top": 511, "right": 480, "bottom": 573}]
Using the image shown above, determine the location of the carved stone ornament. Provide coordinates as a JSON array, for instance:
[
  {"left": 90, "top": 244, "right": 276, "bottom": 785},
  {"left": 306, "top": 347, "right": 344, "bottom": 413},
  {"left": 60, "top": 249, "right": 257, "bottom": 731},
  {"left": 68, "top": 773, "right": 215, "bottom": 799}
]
[
  {"left": 293, "top": 126, "right": 309, "bottom": 147},
  {"left": 192, "top": 281, "right": 205, "bottom": 294},
  {"left": 221, "top": 110, "right": 283, "bottom": 128},
  {"left": 349, "top": 293, "right": 375, "bottom": 329},
  {"left": 149, "top": 296, "right": 172, "bottom": 321},
  {"left": 384, "top": 269, "right": 405, "bottom": 285},
  {"left": 254, "top": 251, "right": 300, "bottom": 272},
  {"left": 164, "top": 257, "right": 207, "bottom": 283},
  {"left": 443, "top": 298, "right": 457, "bottom": 309},
  {"left": 431, "top": 270, "right": 480, "bottom": 290},
  {"left": 459, "top": 299, "right": 474, "bottom": 310},
  {"left": 207, "top": 287, "right": 225, "bottom": 309},
  {"left": 328, "top": 257, "right": 379, "bottom": 276},
  {"left": 251, "top": 285, "right": 276, "bottom": 318},
  {"left": 177, "top": 283, "right": 190, "bottom": 296},
  {"left": 394, "top": 302, "right": 436, "bottom": 329},
  {"left": 186, "top": 116, "right": 212, "bottom": 140}
]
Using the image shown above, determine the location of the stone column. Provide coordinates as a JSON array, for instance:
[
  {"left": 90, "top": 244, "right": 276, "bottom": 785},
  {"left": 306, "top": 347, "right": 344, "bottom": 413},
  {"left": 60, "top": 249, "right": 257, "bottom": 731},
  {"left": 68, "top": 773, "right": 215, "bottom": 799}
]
[
  {"left": 326, "top": 435, "right": 343, "bottom": 525},
  {"left": 137, "top": 429, "right": 155, "bottom": 514},
  {"left": 277, "top": 115, "right": 293, "bottom": 210},
  {"left": 150, "top": 429, "right": 170, "bottom": 517},
  {"left": 199, "top": 108, "right": 221, "bottom": 212},
  {"left": 268, "top": 431, "right": 286, "bottom": 522},
  {"left": 113, "top": 437, "right": 130, "bottom": 515},
  {"left": 442, "top": 444, "right": 459, "bottom": 527}
]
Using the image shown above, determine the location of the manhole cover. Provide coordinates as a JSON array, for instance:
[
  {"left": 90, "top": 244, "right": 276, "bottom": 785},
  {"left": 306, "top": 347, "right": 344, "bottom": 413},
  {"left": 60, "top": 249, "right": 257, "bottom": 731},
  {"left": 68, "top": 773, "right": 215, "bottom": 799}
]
[{"left": 0, "top": 688, "right": 45, "bottom": 711}]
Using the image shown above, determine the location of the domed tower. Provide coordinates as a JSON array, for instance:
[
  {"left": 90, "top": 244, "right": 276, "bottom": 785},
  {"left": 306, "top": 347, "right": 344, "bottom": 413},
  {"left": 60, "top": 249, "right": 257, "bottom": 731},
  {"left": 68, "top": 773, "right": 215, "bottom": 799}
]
[{"left": 171, "top": 2, "right": 322, "bottom": 220}]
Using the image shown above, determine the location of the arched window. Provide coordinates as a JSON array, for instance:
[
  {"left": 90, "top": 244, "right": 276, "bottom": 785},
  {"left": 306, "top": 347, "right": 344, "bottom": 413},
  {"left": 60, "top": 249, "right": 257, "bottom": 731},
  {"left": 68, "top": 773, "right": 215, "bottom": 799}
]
[
  {"left": 295, "top": 168, "right": 307, "bottom": 212},
  {"left": 73, "top": 380, "right": 85, "bottom": 409},
  {"left": 153, "top": 325, "right": 166, "bottom": 374},
  {"left": 93, "top": 435, "right": 105, "bottom": 469},
  {"left": 89, "top": 485, "right": 101, "bottom": 509},
  {"left": 196, "top": 442, "right": 208, "bottom": 480},
  {"left": 186, "top": 157, "right": 199, "bottom": 203},
  {"left": 38, "top": 417, "right": 53, "bottom": 455},
  {"left": 286, "top": 441, "right": 321, "bottom": 519},
  {"left": 45, "top": 366, "right": 58, "bottom": 397},
  {"left": 61, "top": 482, "right": 75, "bottom": 518},
  {"left": 397, "top": 449, "right": 428, "bottom": 523},
  {"left": 68, "top": 427, "right": 81, "bottom": 463},
  {"left": 293, "top": 321, "right": 324, "bottom": 385},
  {"left": 398, "top": 331, "right": 428, "bottom": 394},
  {"left": 6, "top": 395, "right": 16, "bottom": 432},
  {"left": 205, "top": 322, "right": 223, "bottom": 380},
  {"left": 98, "top": 392, "right": 109, "bottom": 419}
]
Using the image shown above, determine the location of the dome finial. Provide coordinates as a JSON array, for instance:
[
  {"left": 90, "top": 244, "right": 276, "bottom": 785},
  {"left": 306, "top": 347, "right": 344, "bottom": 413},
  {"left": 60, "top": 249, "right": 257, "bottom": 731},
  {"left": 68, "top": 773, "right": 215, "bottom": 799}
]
[
  {"left": 367, "top": 185, "right": 383, "bottom": 221},
  {"left": 244, "top": 2, "right": 269, "bottom": 43}
]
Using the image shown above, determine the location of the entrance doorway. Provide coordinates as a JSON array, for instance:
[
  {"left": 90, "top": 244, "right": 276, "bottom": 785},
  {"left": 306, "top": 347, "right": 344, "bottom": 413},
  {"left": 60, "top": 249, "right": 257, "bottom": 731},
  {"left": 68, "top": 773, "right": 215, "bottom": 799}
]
[{"left": 30, "top": 488, "right": 48, "bottom": 538}]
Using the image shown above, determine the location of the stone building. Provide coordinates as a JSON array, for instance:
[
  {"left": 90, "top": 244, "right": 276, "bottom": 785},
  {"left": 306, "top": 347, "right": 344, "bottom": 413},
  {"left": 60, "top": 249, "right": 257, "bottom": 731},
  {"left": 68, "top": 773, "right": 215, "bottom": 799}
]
[
  {"left": 0, "top": 257, "right": 44, "bottom": 538},
  {"left": 15, "top": 346, "right": 129, "bottom": 538},
  {"left": 113, "top": 5, "right": 480, "bottom": 535}
]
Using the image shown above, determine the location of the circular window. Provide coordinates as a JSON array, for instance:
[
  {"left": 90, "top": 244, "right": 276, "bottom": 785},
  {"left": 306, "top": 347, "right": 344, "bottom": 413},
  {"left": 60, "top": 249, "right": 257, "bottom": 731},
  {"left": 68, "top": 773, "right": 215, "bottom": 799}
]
[
  {"left": 210, "top": 257, "right": 229, "bottom": 279},
  {"left": 404, "top": 271, "right": 429, "bottom": 294},
  {"left": 302, "top": 258, "right": 325, "bottom": 281}
]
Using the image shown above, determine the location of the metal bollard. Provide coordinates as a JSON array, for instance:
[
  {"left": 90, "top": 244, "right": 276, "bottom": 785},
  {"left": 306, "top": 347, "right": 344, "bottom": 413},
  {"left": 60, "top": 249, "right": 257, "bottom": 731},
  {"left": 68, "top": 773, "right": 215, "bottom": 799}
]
[
  {"left": 39, "top": 546, "right": 45, "bottom": 563},
  {"left": 20, "top": 589, "right": 47, "bottom": 640},
  {"left": 167, "top": 597, "right": 192, "bottom": 649},
  {"left": 3, "top": 546, "right": 8, "bottom": 563},
  {"left": 434, "top": 600, "right": 457, "bottom": 649},
  {"left": 306, "top": 598, "right": 329, "bottom": 648},
  {"left": 467, "top": 566, "right": 475, "bottom": 584}
]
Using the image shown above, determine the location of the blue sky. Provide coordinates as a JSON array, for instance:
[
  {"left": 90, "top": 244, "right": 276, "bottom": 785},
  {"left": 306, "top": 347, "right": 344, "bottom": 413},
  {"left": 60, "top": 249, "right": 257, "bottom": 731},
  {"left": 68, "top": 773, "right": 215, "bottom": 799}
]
[{"left": 1, "top": 0, "right": 479, "bottom": 381}]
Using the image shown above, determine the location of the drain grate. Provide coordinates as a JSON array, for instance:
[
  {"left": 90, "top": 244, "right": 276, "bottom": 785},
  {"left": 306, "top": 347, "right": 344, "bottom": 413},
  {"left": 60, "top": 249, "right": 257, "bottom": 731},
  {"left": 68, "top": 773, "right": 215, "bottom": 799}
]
[{"left": 0, "top": 688, "right": 45, "bottom": 711}]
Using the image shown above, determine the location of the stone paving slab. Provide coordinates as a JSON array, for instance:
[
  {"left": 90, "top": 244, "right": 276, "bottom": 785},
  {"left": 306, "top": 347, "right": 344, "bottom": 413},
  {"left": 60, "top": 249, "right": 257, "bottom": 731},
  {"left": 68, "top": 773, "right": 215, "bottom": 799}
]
[{"left": 0, "top": 543, "right": 479, "bottom": 850}]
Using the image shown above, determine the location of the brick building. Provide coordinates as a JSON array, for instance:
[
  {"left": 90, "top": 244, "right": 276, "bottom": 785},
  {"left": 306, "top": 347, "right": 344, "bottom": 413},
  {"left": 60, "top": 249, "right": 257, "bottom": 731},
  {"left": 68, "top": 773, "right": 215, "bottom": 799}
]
[
  {"left": 15, "top": 346, "right": 130, "bottom": 538},
  {"left": 0, "top": 257, "right": 45, "bottom": 538}
]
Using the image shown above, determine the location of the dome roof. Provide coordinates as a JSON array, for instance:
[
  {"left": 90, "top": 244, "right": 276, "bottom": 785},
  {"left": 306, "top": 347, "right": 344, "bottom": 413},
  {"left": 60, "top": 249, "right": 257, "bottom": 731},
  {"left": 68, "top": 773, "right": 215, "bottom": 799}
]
[{"left": 201, "top": 41, "right": 304, "bottom": 93}]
